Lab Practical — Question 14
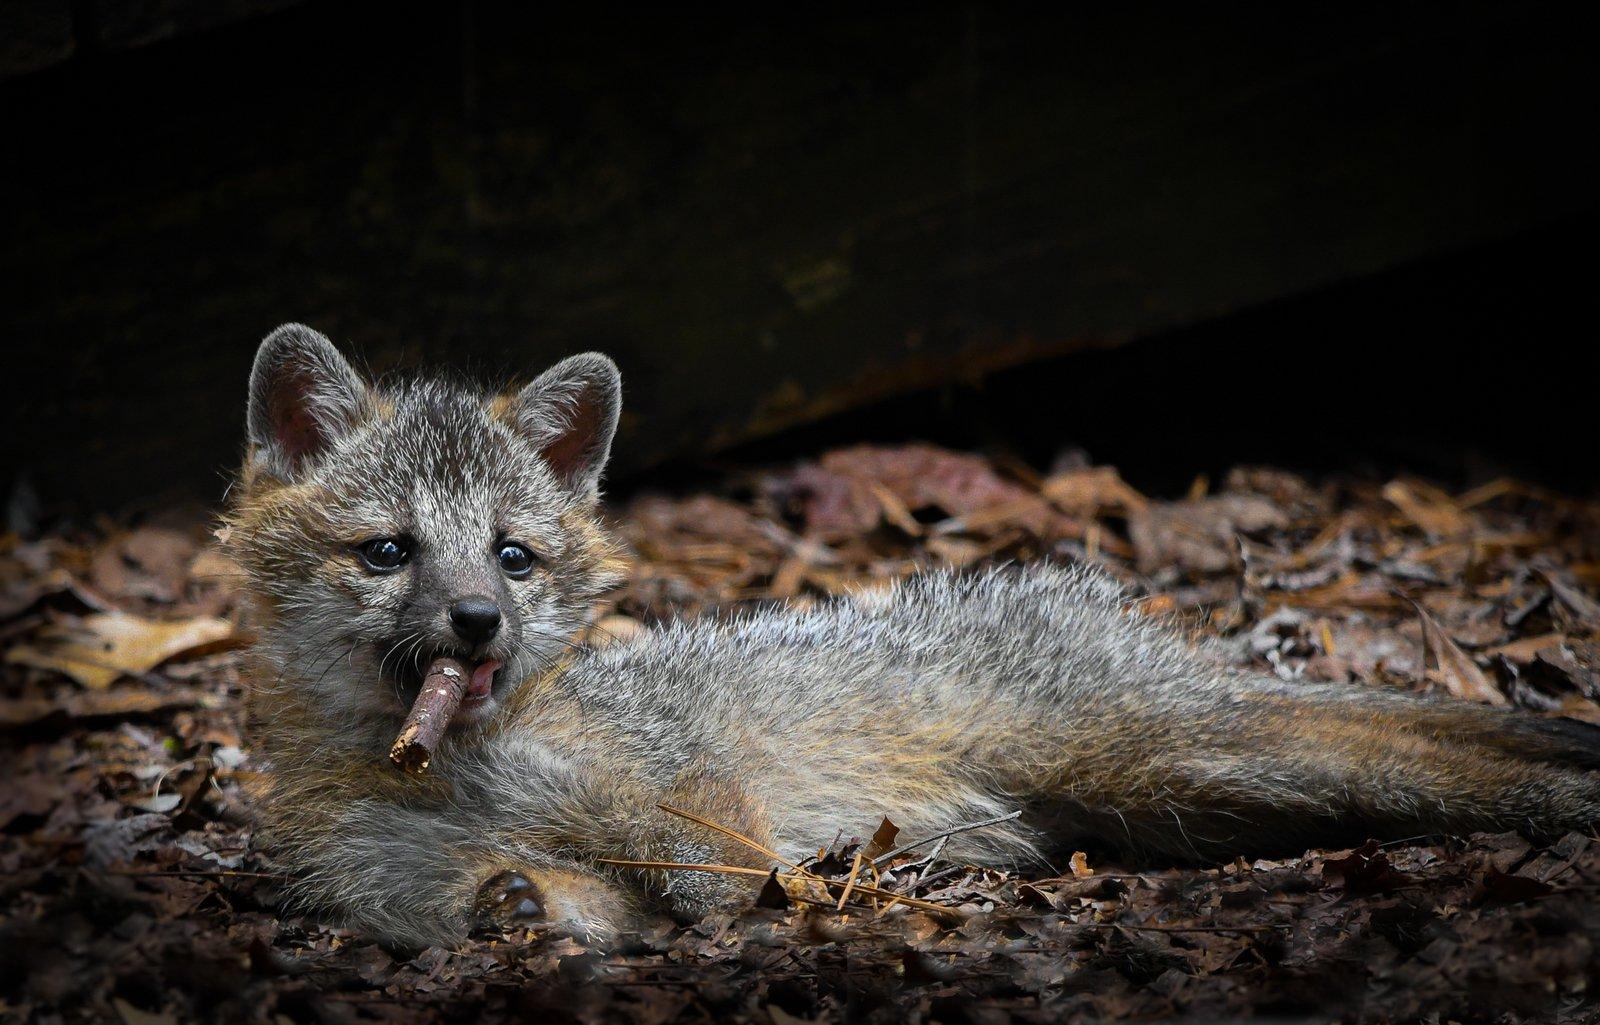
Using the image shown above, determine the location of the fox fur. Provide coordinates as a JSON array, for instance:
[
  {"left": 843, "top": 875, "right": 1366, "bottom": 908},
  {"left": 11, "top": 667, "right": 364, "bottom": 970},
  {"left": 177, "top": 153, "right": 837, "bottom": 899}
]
[{"left": 228, "top": 324, "right": 1600, "bottom": 948}]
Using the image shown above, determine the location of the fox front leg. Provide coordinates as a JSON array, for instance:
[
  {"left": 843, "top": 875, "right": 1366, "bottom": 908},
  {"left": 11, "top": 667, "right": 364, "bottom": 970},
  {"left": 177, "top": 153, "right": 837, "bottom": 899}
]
[{"left": 473, "top": 863, "right": 636, "bottom": 943}]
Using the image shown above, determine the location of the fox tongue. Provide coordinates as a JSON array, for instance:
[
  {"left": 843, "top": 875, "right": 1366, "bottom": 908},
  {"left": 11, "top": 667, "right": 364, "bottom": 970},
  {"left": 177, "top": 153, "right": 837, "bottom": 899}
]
[{"left": 468, "top": 658, "right": 501, "bottom": 701}]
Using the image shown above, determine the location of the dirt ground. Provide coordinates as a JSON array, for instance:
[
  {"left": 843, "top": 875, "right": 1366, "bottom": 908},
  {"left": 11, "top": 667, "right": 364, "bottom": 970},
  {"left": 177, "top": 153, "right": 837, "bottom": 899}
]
[{"left": 4, "top": 444, "right": 1600, "bottom": 1024}]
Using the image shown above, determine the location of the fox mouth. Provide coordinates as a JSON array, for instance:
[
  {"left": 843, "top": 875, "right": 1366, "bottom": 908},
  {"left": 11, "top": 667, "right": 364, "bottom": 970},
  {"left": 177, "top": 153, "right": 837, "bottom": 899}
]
[{"left": 382, "top": 643, "right": 505, "bottom": 717}]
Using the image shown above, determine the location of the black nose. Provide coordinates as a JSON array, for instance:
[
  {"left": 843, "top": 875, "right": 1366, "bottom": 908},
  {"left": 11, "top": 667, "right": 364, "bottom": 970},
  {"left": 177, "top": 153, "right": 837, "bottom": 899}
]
[{"left": 449, "top": 597, "right": 502, "bottom": 643}]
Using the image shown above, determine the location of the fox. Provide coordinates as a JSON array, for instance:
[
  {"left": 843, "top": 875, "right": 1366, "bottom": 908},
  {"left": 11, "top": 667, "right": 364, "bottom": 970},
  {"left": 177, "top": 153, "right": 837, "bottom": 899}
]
[{"left": 227, "top": 323, "right": 1600, "bottom": 949}]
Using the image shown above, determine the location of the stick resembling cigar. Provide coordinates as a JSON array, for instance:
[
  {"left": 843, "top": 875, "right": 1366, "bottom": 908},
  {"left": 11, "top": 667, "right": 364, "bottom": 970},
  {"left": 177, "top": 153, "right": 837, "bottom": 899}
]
[{"left": 389, "top": 655, "right": 470, "bottom": 775}]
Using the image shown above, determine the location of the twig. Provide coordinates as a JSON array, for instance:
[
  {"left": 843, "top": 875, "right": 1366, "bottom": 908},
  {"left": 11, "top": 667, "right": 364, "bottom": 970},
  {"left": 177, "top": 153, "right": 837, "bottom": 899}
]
[
  {"left": 597, "top": 859, "right": 771, "bottom": 877},
  {"left": 656, "top": 803, "right": 801, "bottom": 872},
  {"left": 836, "top": 848, "right": 868, "bottom": 910},
  {"left": 598, "top": 857, "right": 962, "bottom": 919},
  {"left": 103, "top": 868, "right": 291, "bottom": 880},
  {"left": 896, "top": 836, "right": 950, "bottom": 882},
  {"left": 1085, "top": 921, "right": 1284, "bottom": 934},
  {"left": 872, "top": 809, "right": 1023, "bottom": 868}
]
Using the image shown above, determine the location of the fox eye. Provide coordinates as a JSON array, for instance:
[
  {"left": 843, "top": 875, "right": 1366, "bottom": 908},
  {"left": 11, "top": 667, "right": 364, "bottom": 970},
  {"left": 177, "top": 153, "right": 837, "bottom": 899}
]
[
  {"left": 497, "top": 542, "right": 536, "bottom": 578},
  {"left": 356, "top": 537, "right": 410, "bottom": 573}
]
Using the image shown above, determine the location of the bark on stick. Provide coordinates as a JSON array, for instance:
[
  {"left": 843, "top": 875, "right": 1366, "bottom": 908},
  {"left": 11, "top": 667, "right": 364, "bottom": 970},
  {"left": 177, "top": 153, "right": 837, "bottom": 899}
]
[{"left": 389, "top": 655, "right": 470, "bottom": 775}]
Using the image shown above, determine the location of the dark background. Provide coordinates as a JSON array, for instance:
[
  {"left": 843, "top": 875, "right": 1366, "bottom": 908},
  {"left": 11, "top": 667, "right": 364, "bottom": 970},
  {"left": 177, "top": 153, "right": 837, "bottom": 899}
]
[{"left": 2, "top": 1, "right": 1595, "bottom": 510}]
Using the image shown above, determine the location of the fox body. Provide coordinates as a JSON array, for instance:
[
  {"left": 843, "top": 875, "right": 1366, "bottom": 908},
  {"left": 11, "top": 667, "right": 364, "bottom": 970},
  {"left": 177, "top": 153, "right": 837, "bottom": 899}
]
[{"left": 230, "top": 325, "right": 1600, "bottom": 948}]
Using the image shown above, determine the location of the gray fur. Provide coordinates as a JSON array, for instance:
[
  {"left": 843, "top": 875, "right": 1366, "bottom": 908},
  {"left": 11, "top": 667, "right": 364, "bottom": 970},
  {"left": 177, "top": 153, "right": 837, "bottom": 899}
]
[{"left": 231, "top": 333, "right": 1600, "bottom": 950}]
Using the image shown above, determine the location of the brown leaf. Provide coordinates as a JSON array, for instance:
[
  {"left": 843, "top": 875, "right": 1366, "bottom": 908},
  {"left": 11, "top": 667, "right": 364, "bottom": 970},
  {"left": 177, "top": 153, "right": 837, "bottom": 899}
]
[
  {"left": 113, "top": 998, "right": 178, "bottom": 1025},
  {"left": 1411, "top": 601, "right": 1507, "bottom": 706},
  {"left": 1541, "top": 569, "right": 1600, "bottom": 633},
  {"left": 1382, "top": 480, "right": 1472, "bottom": 539},
  {"left": 755, "top": 869, "right": 790, "bottom": 909},
  {"left": 1482, "top": 632, "right": 1564, "bottom": 663},
  {"left": 1041, "top": 466, "right": 1149, "bottom": 517},
  {"left": 789, "top": 444, "right": 1070, "bottom": 541},
  {"left": 1476, "top": 867, "right": 1555, "bottom": 904},
  {"left": 91, "top": 526, "right": 201, "bottom": 604},
  {"left": 1323, "top": 840, "right": 1411, "bottom": 895},
  {"left": 1129, "top": 495, "right": 1289, "bottom": 575},
  {"left": 0, "top": 686, "right": 211, "bottom": 727},
  {"left": 6, "top": 611, "right": 237, "bottom": 689},
  {"left": 0, "top": 564, "right": 111, "bottom": 620},
  {"left": 864, "top": 817, "right": 900, "bottom": 860}
]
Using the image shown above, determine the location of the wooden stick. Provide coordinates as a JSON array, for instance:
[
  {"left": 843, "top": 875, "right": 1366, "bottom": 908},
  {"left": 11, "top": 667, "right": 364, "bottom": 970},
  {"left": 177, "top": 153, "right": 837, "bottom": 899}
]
[
  {"left": 836, "top": 849, "right": 868, "bottom": 910},
  {"left": 389, "top": 656, "right": 470, "bottom": 775},
  {"left": 872, "top": 809, "right": 1023, "bottom": 868}
]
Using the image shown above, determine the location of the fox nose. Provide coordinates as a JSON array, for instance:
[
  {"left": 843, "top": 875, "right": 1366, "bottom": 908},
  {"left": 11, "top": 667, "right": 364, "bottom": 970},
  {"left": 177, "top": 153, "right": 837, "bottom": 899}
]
[{"left": 449, "top": 597, "right": 502, "bottom": 644}]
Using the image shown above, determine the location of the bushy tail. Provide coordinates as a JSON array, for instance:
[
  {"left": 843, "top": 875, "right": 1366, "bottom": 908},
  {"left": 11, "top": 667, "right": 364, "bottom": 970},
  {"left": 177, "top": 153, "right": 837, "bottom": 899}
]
[
  {"left": 1293, "top": 681, "right": 1600, "bottom": 771},
  {"left": 1025, "top": 681, "right": 1600, "bottom": 862}
]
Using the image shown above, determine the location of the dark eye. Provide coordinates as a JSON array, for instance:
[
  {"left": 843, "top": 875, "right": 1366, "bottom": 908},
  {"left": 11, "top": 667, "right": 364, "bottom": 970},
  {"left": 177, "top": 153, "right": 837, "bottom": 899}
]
[
  {"left": 497, "top": 542, "right": 536, "bottom": 578},
  {"left": 357, "top": 537, "right": 410, "bottom": 573}
]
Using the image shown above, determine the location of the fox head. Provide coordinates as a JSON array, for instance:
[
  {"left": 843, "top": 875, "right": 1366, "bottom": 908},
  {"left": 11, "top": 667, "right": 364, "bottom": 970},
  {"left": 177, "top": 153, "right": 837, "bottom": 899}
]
[{"left": 227, "top": 324, "right": 625, "bottom": 730}]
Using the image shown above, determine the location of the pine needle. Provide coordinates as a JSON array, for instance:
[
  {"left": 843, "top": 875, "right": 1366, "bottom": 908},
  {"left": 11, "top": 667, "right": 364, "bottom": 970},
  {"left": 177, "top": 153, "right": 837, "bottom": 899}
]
[
  {"left": 656, "top": 802, "right": 801, "bottom": 870},
  {"left": 598, "top": 856, "right": 963, "bottom": 920},
  {"left": 836, "top": 848, "right": 868, "bottom": 910}
]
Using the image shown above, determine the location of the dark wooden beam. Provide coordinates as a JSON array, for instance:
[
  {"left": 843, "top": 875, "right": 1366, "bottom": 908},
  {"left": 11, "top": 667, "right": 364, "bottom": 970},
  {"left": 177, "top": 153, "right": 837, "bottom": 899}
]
[{"left": 1, "top": 3, "right": 1593, "bottom": 506}]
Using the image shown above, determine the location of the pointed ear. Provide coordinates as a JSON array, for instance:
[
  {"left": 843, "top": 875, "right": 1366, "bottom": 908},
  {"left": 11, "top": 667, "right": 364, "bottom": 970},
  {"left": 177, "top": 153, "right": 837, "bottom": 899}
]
[
  {"left": 509, "top": 352, "right": 622, "bottom": 500},
  {"left": 247, "top": 324, "right": 371, "bottom": 478}
]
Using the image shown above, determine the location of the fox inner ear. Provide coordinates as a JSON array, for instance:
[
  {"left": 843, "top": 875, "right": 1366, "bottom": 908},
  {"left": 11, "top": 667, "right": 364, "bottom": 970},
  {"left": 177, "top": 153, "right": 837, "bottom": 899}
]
[
  {"left": 247, "top": 324, "right": 370, "bottom": 478},
  {"left": 511, "top": 353, "right": 622, "bottom": 500}
]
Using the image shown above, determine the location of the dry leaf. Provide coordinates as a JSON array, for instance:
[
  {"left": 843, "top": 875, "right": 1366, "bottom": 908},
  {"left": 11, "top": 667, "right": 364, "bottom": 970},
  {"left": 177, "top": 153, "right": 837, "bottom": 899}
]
[
  {"left": 114, "top": 998, "right": 178, "bottom": 1025},
  {"left": 1041, "top": 466, "right": 1149, "bottom": 517},
  {"left": 1541, "top": 569, "right": 1600, "bottom": 633},
  {"left": 865, "top": 817, "right": 901, "bottom": 860},
  {"left": 790, "top": 444, "right": 1069, "bottom": 541},
  {"left": 1412, "top": 602, "right": 1506, "bottom": 706},
  {"left": 1483, "top": 632, "right": 1564, "bottom": 663},
  {"left": 1383, "top": 480, "right": 1472, "bottom": 539},
  {"left": 90, "top": 526, "right": 198, "bottom": 603},
  {"left": 0, "top": 685, "right": 211, "bottom": 727},
  {"left": 6, "top": 611, "right": 236, "bottom": 689}
]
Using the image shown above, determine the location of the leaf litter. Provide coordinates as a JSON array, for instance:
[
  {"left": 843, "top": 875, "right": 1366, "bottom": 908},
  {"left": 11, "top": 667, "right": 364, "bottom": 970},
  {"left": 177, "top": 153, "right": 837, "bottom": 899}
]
[{"left": 4, "top": 449, "right": 1600, "bottom": 1023}]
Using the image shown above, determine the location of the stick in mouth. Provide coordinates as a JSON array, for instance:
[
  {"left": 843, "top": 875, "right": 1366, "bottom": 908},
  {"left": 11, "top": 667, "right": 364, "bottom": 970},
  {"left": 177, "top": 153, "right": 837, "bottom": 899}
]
[{"left": 389, "top": 655, "right": 471, "bottom": 775}]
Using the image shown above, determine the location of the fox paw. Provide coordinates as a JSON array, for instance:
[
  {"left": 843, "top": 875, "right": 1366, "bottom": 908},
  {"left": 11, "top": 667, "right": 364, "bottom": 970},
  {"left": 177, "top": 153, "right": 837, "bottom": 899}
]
[
  {"left": 472, "top": 866, "right": 633, "bottom": 945},
  {"left": 473, "top": 870, "right": 546, "bottom": 931}
]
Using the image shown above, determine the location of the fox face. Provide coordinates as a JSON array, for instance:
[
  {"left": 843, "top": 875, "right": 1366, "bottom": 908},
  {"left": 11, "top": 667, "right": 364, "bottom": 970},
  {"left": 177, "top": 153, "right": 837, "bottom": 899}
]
[{"left": 228, "top": 325, "right": 624, "bottom": 729}]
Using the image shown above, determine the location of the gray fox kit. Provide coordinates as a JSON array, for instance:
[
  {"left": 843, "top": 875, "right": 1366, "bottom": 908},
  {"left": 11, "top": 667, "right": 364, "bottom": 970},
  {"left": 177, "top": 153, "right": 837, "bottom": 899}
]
[{"left": 228, "top": 324, "right": 1600, "bottom": 948}]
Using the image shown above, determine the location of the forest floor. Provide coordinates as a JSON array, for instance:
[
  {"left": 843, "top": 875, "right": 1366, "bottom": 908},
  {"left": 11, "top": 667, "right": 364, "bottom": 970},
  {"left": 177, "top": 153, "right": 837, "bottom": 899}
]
[{"left": 3, "top": 443, "right": 1600, "bottom": 1024}]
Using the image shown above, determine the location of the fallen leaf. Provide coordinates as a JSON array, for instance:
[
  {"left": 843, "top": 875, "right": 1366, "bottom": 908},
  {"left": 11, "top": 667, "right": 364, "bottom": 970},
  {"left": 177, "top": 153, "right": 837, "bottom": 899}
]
[
  {"left": 1412, "top": 602, "right": 1507, "bottom": 706},
  {"left": 1476, "top": 867, "right": 1555, "bottom": 904},
  {"left": 1323, "top": 840, "right": 1411, "bottom": 895},
  {"left": 91, "top": 527, "right": 198, "bottom": 604},
  {"left": 1041, "top": 466, "right": 1149, "bottom": 517},
  {"left": 1129, "top": 495, "right": 1288, "bottom": 574},
  {"left": 1541, "top": 569, "right": 1600, "bottom": 633},
  {"left": 865, "top": 817, "right": 901, "bottom": 860},
  {"left": 1483, "top": 632, "right": 1564, "bottom": 663},
  {"left": 0, "top": 564, "right": 111, "bottom": 620},
  {"left": 788, "top": 444, "right": 1070, "bottom": 541},
  {"left": 0, "top": 685, "right": 211, "bottom": 727},
  {"left": 756, "top": 869, "right": 790, "bottom": 909},
  {"left": 114, "top": 998, "right": 178, "bottom": 1025},
  {"left": 1383, "top": 480, "right": 1472, "bottom": 539},
  {"left": 6, "top": 611, "right": 236, "bottom": 689}
]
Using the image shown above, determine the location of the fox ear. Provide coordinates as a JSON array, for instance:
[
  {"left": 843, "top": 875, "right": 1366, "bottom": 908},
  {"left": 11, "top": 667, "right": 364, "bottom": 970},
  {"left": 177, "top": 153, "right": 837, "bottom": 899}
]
[
  {"left": 511, "top": 352, "right": 622, "bottom": 500},
  {"left": 247, "top": 324, "right": 370, "bottom": 478}
]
